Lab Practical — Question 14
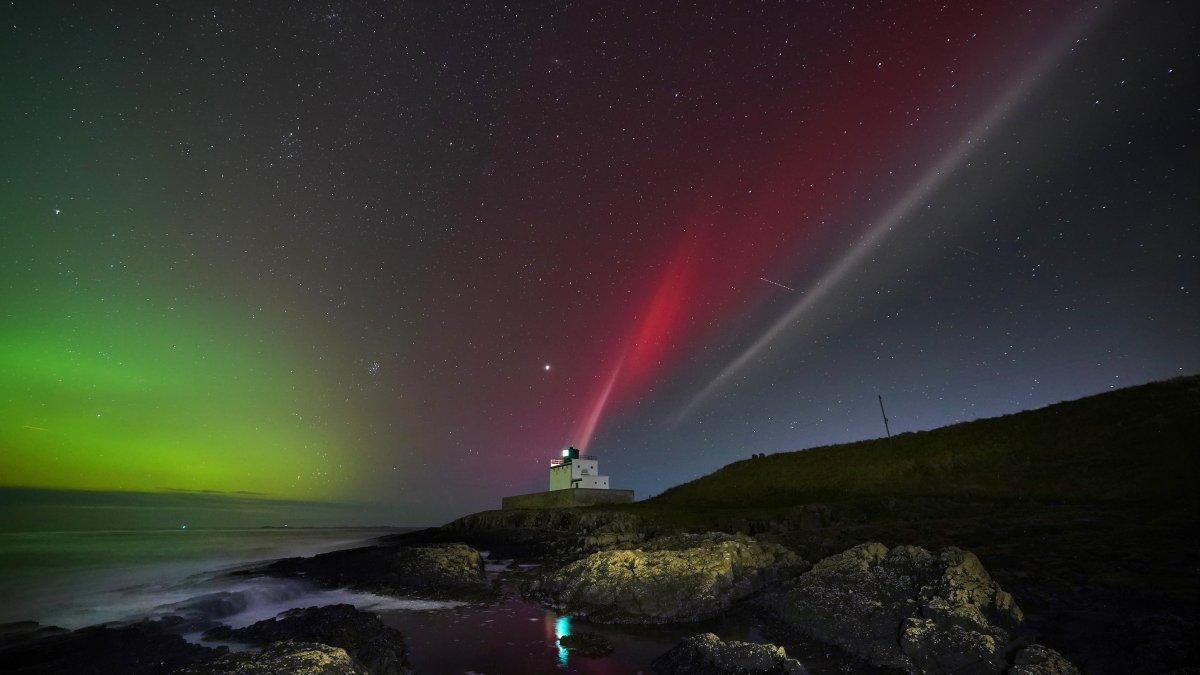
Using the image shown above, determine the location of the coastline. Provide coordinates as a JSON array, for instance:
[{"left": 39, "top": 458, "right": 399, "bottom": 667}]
[{"left": 1, "top": 500, "right": 1195, "bottom": 674}]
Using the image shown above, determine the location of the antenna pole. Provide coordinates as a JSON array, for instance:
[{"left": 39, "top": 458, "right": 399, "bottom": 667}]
[{"left": 878, "top": 394, "right": 891, "bottom": 438}]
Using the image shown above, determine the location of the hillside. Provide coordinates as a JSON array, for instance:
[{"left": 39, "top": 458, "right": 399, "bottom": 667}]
[
  {"left": 647, "top": 374, "right": 1200, "bottom": 510},
  {"left": 617, "top": 375, "right": 1200, "bottom": 673}
]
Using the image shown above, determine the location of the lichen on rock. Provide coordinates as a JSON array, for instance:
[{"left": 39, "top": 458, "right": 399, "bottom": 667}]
[
  {"left": 558, "top": 630, "right": 614, "bottom": 657},
  {"left": 523, "top": 532, "right": 806, "bottom": 623},
  {"left": 202, "top": 604, "right": 411, "bottom": 675},
  {"left": 651, "top": 632, "right": 807, "bottom": 674},
  {"left": 1008, "top": 644, "right": 1081, "bottom": 675},
  {"left": 258, "top": 542, "right": 492, "bottom": 602},
  {"left": 766, "top": 542, "right": 1036, "bottom": 674},
  {"left": 175, "top": 640, "right": 368, "bottom": 675}
]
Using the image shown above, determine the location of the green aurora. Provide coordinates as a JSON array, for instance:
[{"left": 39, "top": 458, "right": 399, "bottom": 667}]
[
  {"left": 0, "top": 10, "right": 372, "bottom": 505},
  {"left": 0, "top": 286, "right": 354, "bottom": 499}
]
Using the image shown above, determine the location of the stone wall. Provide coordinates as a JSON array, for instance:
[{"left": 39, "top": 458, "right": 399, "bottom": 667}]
[{"left": 502, "top": 488, "right": 634, "bottom": 510}]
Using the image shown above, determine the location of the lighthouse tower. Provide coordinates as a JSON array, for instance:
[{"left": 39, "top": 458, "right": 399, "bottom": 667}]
[{"left": 548, "top": 446, "right": 609, "bottom": 491}]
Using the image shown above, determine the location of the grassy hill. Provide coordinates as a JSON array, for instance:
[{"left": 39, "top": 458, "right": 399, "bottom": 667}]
[
  {"left": 645, "top": 374, "right": 1199, "bottom": 511},
  {"left": 610, "top": 375, "right": 1200, "bottom": 673}
]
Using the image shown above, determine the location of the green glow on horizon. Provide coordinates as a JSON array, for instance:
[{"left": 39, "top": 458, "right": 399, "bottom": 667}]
[
  {"left": 0, "top": 13, "right": 432, "bottom": 511},
  {"left": 0, "top": 290, "right": 353, "bottom": 500}
]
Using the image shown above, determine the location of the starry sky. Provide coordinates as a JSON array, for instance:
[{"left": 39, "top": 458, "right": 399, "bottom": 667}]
[{"left": 2, "top": 0, "right": 1197, "bottom": 526}]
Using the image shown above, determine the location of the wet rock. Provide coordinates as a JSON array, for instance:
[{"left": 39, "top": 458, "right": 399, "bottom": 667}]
[
  {"left": 256, "top": 542, "right": 492, "bottom": 602},
  {"left": 1008, "top": 644, "right": 1081, "bottom": 675},
  {"left": 0, "top": 619, "right": 219, "bottom": 674},
  {"left": 203, "top": 604, "right": 410, "bottom": 675},
  {"left": 524, "top": 533, "right": 806, "bottom": 623},
  {"left": 558, "top": 630, "right": 614, "bottom": 657},
  {"left": 652, "top": 632, "right": 807, "bottom": 674},
  {"left": 0, "top": 621, "right": 69, "bottom": 651},
  {"left": 766, "top": 542, "right": 1033, "bottom": 674},
  {"left": 174, "top": 640, "right": 367, "bottom": 675}
]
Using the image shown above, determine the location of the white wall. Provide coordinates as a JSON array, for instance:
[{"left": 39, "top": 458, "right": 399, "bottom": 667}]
[{"left": 571, "top": 459, "right": 599, "bottom": 480}]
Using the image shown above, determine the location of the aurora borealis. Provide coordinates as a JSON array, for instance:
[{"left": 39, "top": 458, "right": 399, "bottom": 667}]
[{"left": 2, "top": 0, "right": 1197, "bottom": 526}]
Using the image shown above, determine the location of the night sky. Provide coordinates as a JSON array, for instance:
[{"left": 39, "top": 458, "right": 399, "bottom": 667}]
[{"left": 2, "top": 1, "right": 1197, "bottom": 526}]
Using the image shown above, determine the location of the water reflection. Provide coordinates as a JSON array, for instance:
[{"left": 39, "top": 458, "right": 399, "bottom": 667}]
[{"left": 553, "top": 613, "right": 572, "bottom": 666}]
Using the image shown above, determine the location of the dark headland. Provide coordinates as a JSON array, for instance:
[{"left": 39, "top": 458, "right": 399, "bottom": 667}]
[{"left": 3, "top": 375, "right": 1197, "bottom": 674}]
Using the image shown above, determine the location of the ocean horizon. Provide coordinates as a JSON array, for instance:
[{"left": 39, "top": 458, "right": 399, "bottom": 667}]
[{"left": 0, "top": 526, "right": 420, "bottom": 629}]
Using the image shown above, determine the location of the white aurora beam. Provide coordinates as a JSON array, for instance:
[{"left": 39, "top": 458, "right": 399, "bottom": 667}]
[{"left": 677, "top": 2, "right": 1113, "bottom": 422}]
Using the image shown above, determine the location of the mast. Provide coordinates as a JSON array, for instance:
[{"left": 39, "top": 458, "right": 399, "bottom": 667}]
[{"left": 877, "top": 394, "right": 891, "bottom": 438}]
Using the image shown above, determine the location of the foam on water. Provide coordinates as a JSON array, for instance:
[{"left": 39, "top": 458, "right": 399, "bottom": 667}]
[{"left": 0, "top": 527, "right": 459, "bottom": 630}]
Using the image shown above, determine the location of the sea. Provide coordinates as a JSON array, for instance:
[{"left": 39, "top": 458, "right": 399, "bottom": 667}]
[{"left": 0, "top": 527, "right": 785, "bottom": 674}]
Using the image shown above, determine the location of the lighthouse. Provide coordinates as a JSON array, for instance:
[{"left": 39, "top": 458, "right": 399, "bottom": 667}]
[
  {"left": 501, "top": 446, "right": 634, "bottom": 509},
  {"left": 548, "top": 446, "right": 610, "bottom": 490}
]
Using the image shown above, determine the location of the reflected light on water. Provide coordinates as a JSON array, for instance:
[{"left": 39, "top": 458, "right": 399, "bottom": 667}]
[{"left": 554, "top": 613, "right": 571, "bottom": 666}]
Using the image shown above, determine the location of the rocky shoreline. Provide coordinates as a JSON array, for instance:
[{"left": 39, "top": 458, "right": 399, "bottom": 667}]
[{"left": 0, "top": 509, "right": 1096, "bottom": 674}]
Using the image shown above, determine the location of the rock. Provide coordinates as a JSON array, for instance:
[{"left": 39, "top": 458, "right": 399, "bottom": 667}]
[
  {"left": 387, "top": 543, "right": 490, "bottom": 598},
  {"left": 437, "top": 508, "right": 663, "bottom": 558},
  {"left": 718, "top": 505, "right": 833, "bottom": 536},
  {"left": 1008, "top": 644, "right": 1081, "bottom": 675},
  {"left": 652, "top": 632, "right": 807, "bottom": 674},
  {"left": 524, "top": 533, "right": 806, "bottom": 623},
  {"left": 0, "top": 621, "right": 69, "bottom": 651},
  {"left": 174, "top": 640, "right": 368, "bottom": 675},
  {"left": 202, "top": 604, "right": 410, "bottom": 675},
  {"left": 444, "top": 508, "right": 649, "bottom": 538},
  {"left": 0, "top": 619, "right": 220, "bottom": 674},
  {"left": 558, "top": 630, "right": 614, "bottom": 657},
  {"left": 766, "top": 542, "right": 1027, "bottom": 674},
  {"left": 257, "top": 542, "right": 492, "bottom": 602}
]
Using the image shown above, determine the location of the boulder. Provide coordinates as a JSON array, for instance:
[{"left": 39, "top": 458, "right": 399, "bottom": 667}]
[
  {"left": 203, "top": 604, "right": 410, "bottom": 675},
  {"left": 1008, "top": 644, "right": 1081, "bottom": 675},
  {"left": 767, "top": 542, "right": 1033, "bottom": 674},
  {"left": 652, "top": 632, "right": 807, "bottom": 674},
  {"left": 558, "top": 630, "right": 614, "bottom": 657},
  {"left": 0, "top": 619, "right": 219, "bottom": 674},
  {"left": 0, "top": 621, "right": 69, "bottom": 651},
  {"left": 174, "top": 640, "right": 368, "bottom": 675},
  {"left": 257, "top": 542, "right": 491, "bottom": 602},
  {"left": 523, "top": 533, "right": 805, "bottom": 623}
]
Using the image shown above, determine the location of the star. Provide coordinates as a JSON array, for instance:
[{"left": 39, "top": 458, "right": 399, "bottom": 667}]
[{"left": 544, "top": 364, "right": 551, "bottom": 371}]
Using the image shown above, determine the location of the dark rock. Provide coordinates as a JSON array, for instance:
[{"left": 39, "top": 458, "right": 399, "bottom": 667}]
[
  {"left": 444, "top": 508, "right": 649, "bottom": 538},
  {"left": 1008, "top": 644, "right": 1081, "bottom": 675},
  {"left": 173, "top": 640, "right": 368, "bottom": 675},
  {"left": 524, "top": 533, "right": 806, "bottom": 623},
  {"left": 0, "top": 621, "right": 69, "bottom": 651},
  {"left": 256, "top": 542, "right": 492, "bottom": 602},
  {"left": 202, "top": 604, "right": 410, "bottom": 675},
  {"left": 765, "top": 542, "right": 1049, "bottom": 675},
  {"left": 558, "top": 630, "right": 614, "bottom": 657},
  {"left": 718, "top": 505, "right": 833, "bottom": 536},
  {"left": 652, "top": 632, "right": 807, "bottom": 674},
  {"left": 437, "top": 508, "right": 664, "bottom": 558},
  {"left": 0, "top": 618, "right": 220, "bottom": 674}
]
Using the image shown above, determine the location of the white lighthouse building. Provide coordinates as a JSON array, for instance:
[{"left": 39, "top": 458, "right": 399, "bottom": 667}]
[
  {"left": 549, "top": 446, "right": 610, "bottom": 490},
  {"left": 500, "top": 445, "right": 632, "bottom": 509}
]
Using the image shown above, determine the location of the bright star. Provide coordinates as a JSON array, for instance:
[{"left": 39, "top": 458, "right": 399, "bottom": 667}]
[{"left": 544, "top": 364, "right": 551, "bottom": 371}]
